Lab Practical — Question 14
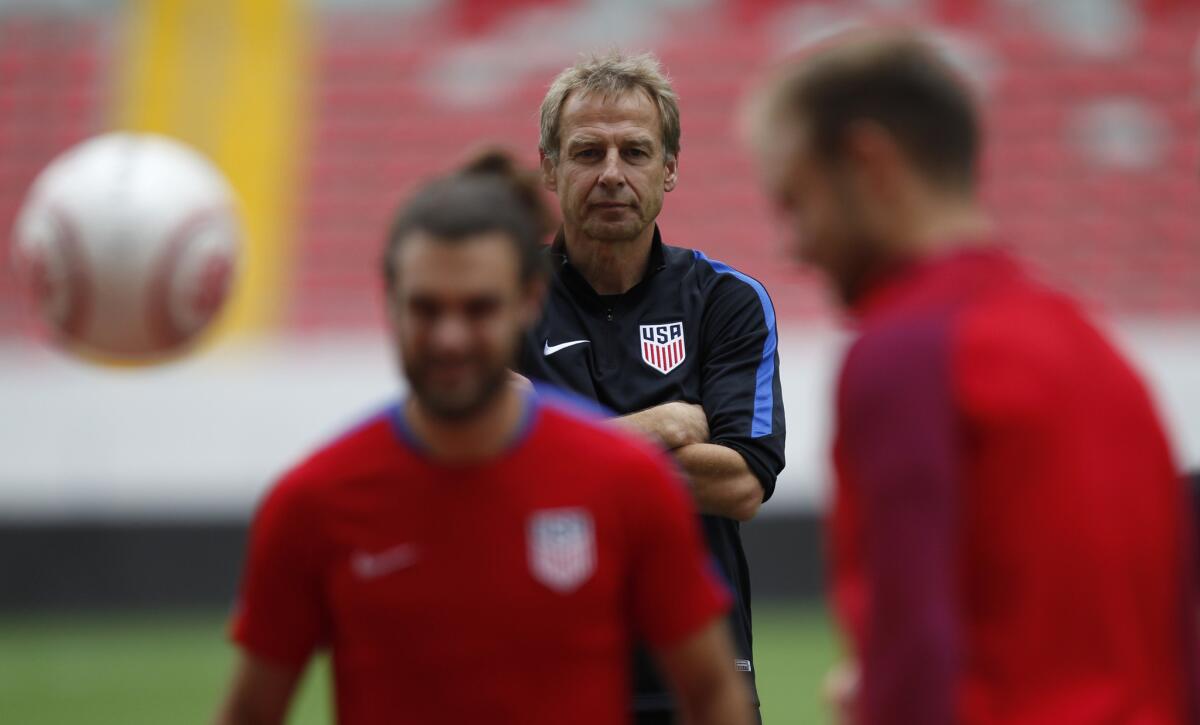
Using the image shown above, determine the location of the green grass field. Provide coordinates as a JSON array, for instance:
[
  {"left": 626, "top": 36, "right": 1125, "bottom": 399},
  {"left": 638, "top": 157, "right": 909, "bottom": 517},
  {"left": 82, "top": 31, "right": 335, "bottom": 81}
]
[{"left": 0, "top": 603, "right": 839, "bottom": 724}]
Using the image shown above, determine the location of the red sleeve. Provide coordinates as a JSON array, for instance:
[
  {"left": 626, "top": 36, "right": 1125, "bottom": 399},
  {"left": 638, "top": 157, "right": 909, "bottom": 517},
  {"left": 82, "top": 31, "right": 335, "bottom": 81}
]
[
  {"left": 230, "top": 473, "right": 329, "bottom": 669},
  {"left": 625, "top": 449, "right": 732, "bottom": 650},
  {"left": 837, "top": 316, "right": 963, "bottom": 725}
]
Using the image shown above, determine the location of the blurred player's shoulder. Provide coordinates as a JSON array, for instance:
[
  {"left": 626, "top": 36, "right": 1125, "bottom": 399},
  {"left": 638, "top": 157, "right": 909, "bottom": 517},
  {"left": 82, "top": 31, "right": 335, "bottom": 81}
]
[
  {"left": 854, "top": 248, "right": 1015, "bottom": 328},
  {"left": 954, "top": 260, "right": 1153, "bottom": 418},
  {"left": 531, "top": 398, "right": 699, "bottom": 523},
  {"left": 531, "top": 380, "right": 614, "bottom": 420},
  {"left": 839, "top": 247, "right": 1037, "bottom": 400},
  {"left": 532, "top": 384, "right": 684, "bottom": 485},
  {"left": 267, "top": 403, "right": 403, "bottom": 500},
  {"left": 843, "top": 245, "right": 1154, "bottom": 419}
]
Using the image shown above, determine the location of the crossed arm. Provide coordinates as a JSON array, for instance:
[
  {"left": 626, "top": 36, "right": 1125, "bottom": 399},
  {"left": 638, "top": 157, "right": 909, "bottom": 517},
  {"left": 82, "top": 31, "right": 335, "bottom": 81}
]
[{"left": 615, "top": 402, "right": 764, "bottom": 522}]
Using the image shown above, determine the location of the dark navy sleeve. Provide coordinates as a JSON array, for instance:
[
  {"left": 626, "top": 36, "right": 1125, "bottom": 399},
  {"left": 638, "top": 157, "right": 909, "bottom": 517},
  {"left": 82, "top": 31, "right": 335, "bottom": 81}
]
[
  {"left": 693, "top": 252, "right": 785, "bottom": 500},
  {"left": 838, "top": 316, "right": 962, "bottom": 725}
]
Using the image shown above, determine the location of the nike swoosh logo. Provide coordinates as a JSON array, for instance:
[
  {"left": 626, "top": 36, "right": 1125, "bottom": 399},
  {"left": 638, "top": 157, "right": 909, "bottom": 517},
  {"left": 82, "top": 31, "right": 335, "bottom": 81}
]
[
  {"left": 352, "top": 544, "right": 419, "bottom": 579},
  {"left": 544, "top": 339, "right": 589, "bottom": 356}
]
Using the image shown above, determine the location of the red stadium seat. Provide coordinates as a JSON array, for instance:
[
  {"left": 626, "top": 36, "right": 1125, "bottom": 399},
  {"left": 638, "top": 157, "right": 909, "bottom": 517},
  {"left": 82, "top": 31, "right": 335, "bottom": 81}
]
[{"left": 3, "top": 1, "right": 1197, "bottom": 338}]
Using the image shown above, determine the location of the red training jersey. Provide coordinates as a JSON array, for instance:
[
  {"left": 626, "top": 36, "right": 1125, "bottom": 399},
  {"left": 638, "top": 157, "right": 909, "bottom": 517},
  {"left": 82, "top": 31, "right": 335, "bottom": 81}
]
[
  {"left": 232, "top": 392, "right": 730, "bottom": 725},
  {"left": 830, "top": 247, "right": 1197, "bottom": 725}
]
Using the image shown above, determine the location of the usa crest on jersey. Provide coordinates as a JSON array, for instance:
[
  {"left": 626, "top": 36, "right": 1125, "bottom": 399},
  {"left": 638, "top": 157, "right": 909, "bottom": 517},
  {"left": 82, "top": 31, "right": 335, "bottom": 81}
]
[
  {"left": 528, "top": 508, "right": 595, "bottom": 593},
  {"left": 640, "top": 322, "right": 686, "bottom": 375}
]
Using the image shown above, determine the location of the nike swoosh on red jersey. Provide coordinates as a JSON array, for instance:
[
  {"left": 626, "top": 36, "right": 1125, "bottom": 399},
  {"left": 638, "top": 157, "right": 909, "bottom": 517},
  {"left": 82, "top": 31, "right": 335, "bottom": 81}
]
[{"left": 351, "top": 544, "right": 419, "bottom": 579}]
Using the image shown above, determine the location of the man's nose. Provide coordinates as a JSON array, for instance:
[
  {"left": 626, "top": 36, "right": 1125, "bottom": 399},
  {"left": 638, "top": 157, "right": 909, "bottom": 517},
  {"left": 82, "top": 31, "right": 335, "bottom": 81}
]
[
  {"left": 430, "top": 313, "right": 471, "bottom": 353},
  {"left": 597, "top": 147, "right": 624, "bottom": 189}
]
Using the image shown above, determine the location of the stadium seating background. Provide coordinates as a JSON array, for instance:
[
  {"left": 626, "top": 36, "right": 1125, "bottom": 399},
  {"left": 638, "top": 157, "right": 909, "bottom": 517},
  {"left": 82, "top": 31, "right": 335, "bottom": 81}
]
[{"left": 1, "top": 0, "right": 1198, "bottom": 337}]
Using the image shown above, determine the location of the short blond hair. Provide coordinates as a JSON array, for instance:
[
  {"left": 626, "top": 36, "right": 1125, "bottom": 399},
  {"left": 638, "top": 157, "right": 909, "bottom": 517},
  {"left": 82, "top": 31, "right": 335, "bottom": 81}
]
[
  {"left": 745, "top": 29, "right": 979, "bottom": 190},
  {"left": 539, "top": 50, "right": 681, "bottom": 162}
]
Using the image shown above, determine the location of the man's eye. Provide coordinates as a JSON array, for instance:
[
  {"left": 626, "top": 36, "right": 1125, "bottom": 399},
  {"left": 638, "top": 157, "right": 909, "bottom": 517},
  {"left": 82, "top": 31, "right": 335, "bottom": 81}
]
[
  {"left": 409, "top": 300, "right": 439, "bottom": 319},
  {"left": 624, "top": 148, "right": 648, "bottom": 158},
  {"left": 465, "top": 299, "right": 501, "bottom": 319},
  {"left": 575, "top": 148, "right": 600, "bottom": 160}
]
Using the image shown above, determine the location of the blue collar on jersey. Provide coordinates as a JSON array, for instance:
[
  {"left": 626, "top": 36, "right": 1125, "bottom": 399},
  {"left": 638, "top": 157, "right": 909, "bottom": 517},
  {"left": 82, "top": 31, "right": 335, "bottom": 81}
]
[{"left": 389, "top": 387, "right": 539, "bottom": 463}]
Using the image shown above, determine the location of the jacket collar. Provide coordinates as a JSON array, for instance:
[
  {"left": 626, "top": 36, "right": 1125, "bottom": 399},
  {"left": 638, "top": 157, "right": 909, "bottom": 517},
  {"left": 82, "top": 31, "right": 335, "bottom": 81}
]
[
  {"left": 550, "top": 224, "right": 668, "bottom": 281},
  {"left": 549, "top": 225, "right": 669, "bottom": 310}
]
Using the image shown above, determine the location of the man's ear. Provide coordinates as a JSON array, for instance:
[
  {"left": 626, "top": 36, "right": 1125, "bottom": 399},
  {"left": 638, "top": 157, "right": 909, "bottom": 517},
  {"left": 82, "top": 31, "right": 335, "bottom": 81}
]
[
  {"left": 664, "top": 153, "right": 679, "bottom": 193},
  {"left": 539, "top": 150, "right": 558, "bottom": 192},
  {"left": 384, "top": 284, "right": 403, "bottom": 332},
  {"left": 843, "top": 120, "right": 903, "bottom": 199},
  {"left": 520, "top": 277, "right": 548, "bottom": 326}
]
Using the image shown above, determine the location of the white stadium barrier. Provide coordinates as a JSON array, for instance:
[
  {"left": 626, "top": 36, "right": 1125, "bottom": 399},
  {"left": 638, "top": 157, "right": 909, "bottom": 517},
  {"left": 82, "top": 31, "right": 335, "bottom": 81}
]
[{"left": 1, "top": 321, "right": 1198, "bottom": 519}]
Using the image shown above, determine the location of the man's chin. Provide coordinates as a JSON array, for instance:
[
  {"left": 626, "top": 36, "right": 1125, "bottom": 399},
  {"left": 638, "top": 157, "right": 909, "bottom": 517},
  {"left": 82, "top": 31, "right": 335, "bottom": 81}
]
[
  {"left": 790, "top": 239, "right": 833, "bottom": 272},
  {"left": 409, "top": 381, "right": 506, "bottom": 422},
  {"left": 582, "top": 219, "right": 644, "bottom": 243}
]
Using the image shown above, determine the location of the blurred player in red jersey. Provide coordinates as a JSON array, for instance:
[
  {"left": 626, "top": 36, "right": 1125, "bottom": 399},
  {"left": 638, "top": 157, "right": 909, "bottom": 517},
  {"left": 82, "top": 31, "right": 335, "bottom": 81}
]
[
  {"left": 213, "top": 153, "right": 753, "bottom": 725},
  {"left": 745, "top": 29, "right": 1199, "bottom": 725}
]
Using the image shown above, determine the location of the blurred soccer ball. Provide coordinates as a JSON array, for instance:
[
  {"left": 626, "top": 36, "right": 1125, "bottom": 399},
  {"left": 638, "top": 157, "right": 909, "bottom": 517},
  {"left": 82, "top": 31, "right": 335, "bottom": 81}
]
[{"left": 10, "top": 132, "right": 240, "bottom": 362}]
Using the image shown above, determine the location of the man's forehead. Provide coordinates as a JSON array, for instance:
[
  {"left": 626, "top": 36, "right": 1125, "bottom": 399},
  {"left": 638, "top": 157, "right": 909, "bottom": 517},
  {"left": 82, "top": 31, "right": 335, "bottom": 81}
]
[
  {"left": 565, "top": 127, "right": 657, "bottom": 146},
  {"left": 755, "top": 114, "right": 809, "bottom": 185},
  {"left": 560, "top": 88, "right": 660, "bottom": 133},
  {"left": 397, "top": 232, "right": 519, "bottom": 289}
]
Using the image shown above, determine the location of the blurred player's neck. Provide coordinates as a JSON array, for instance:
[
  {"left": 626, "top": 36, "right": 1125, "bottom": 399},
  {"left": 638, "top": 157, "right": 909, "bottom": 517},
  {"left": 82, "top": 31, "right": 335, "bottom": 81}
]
[
  {"left": 896, "top": 190, "right": 992, "bottom": 259},
  {"left": 562, "top": 223, "right": 655, "bottom": 295},
  {"left": 841, "top": 193, "right": 992, "bottom": 306},
  {"left": 404, "top": 386, "right": 529, "bottom": 464}
]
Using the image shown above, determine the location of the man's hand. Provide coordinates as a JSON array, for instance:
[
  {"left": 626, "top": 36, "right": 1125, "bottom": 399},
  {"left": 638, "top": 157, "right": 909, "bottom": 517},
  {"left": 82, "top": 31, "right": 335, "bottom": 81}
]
[
  {"left": 656, "top": 619, "right": 755, "bottom": 725},
  {"left": 508, "top": 369, "right": 534, "bottom": 393},
  {"left": 615, "top": 401, "right": 709, "bottom": 450},
  {"left": 213, "top": 653, "right": 302, "bottom": 725},
  {"left": 824, "top": 660, "right": 860, "bottom": 725}
]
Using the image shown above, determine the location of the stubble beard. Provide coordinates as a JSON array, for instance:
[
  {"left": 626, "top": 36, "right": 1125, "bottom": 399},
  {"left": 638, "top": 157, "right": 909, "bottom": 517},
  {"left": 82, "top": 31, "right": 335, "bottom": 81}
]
[{"left": 405, "top": 359, "right": 510, "bottom": 422}]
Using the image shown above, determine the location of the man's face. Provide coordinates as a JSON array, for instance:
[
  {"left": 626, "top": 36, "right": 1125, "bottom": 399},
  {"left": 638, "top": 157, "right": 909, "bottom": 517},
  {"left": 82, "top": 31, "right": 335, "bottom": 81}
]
[
  {"left": 387, "top": 232, "right": 540, "bottom": 420},
  {"left": 541, "top": 89, "right": 678, "bottom": 244},
  {"left": 759, "top": 123, "right": 879, "bottom": 302}
]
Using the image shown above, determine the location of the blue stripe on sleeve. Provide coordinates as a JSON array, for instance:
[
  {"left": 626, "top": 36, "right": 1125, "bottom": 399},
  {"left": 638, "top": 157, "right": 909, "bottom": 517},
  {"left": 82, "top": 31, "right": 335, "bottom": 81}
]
[{"left": 693, "top": 250, "right": 778, "bottom": 438}]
